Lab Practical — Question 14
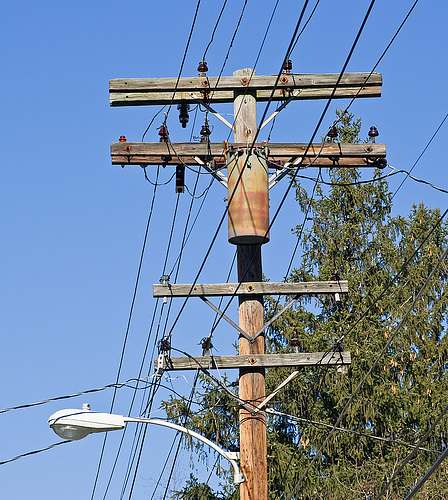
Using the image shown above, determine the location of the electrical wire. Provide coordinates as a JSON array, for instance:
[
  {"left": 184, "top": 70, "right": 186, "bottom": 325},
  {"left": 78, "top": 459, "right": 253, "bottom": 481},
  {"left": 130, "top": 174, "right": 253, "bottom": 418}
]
[
  {"left": 288, "top": 0, "right": 321, "bottom": 57},
  {"left": 328, "top": 0, "right": 420, "bottom": 132},
  {"left": 154, "top": 371, "right": 203, "bottom": 500},
  {"left": 197, "top": 0, "right": 377, "bottom": 348},
  {"left": 212, "top": 0, "right": 248, "bottom": 94},
  {"left": 266, "top": 408, "right": 440, "bottom": 455},
  {"left": 275, "top": 166, "right": 448, "bottom": 197},
  {"left": 0, "top": 376, "right": 198, "bottom": 415},
  {"left": 388, "top": 165, "right": 448, "bottom": 196},
  {"left": 149, "top": 433, "right": 181, "bottom": 500},
  {"left": 142, "top": 105, "right": 167, "bottom": 142},
  {"left": 123, "top": 377, "right": 162, "bottom": 499},
  {"left": 392, "top": 112, "right": 448, "bottom": 198},
  {"left": 286, "top": 239, "right": 448, "bottom": 499},
  {"left": 222, "top": 0, "right": 282, "bottom": 143},
  {"left": 0, "top": 440, "right": 71, "bottom": 466},
  {"left": 100, "top": 298, "right": 163, "bottom": 500},
  {"left": 166, "top": 0, "right": 202, "bottom": 115},
  {"left": 374, "top": 401, "right": 448, "bottom": 500},
  {"left": 91, "top": 168, "right": 160, "bottom": 499},
  {"left": 404, "top": 445, "right": 448, "bottom": 500},
  {"left": 143, "top": 168, "right": 175, "bottom": 186},
  {"left": 122, "top": 158, "right": 211, "bottom": 498},
  {"left": 202, "top": 0, "right": 229, "bottom": 62}
]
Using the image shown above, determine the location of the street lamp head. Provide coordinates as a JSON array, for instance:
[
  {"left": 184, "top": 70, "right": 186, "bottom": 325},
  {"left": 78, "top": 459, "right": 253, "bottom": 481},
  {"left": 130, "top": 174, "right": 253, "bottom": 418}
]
[
  {"left": 48, "top": 405, "right": 125, "bottom": 441},
  {"left": 48, "top": 406, "right": 244, "bottom": 485}
]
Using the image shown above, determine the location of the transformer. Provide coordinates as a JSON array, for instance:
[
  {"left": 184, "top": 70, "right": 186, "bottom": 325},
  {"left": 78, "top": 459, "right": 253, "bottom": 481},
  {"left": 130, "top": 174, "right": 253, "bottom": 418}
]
[{"left": 226, "top": 146, "right": 269, "bottom": 245}]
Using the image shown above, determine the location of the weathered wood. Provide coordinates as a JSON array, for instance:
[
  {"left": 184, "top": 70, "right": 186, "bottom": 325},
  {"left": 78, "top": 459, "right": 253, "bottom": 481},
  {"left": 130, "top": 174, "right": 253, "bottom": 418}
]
[
  {"left": 111, "top": 142, "right": 386, "bottom": 157},
  {"left": 232, "top": 70, "right": 267, "bottom": 500},
  {"left": 111, "top": 142, "right": 386, "bottom": 167},
  {"left": 158, "top": 352, "right": 351, "bottom": 371},
  {"left": 110, "top": 72, "right": 382, "bottom": 92},
  {"left": 110, "top": 85, "right": 381, "bottom": 106},
  {"left": 153, "top": 280, "right": 348, "bottom": 297}
]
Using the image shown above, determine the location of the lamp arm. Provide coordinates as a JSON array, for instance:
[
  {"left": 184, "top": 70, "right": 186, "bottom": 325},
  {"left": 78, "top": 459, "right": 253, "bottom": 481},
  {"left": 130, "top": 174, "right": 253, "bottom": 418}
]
[{"left": 124, "top": 417, "right": 244, "bottom": 485}]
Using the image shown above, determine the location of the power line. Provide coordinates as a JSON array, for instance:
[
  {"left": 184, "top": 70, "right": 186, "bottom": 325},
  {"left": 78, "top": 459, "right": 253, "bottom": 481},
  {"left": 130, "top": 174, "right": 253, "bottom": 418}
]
[
  {"left": 266, "top": 408, "right": 441, "bottom": 455},
  {"left": 166, "top": 0, "right": 202, "bottom": 116},
  {"left": 404, "top": 445, "right": 448, "bottom": 500},
  {"left": 0, "top": 440, "right": 71, "bottom": 466},
  {"left": 392, "top": 112, "right": 448, "bottom": 198},
  {"left": 123, "top": 378, "right": 162, "bottom": 499},
  {"left": 286, "top": 237, "right": 448, "bottom": 499},
  {"left": 209, "top": 0, "right": 249, "bottom": 99},
  {"left": 288, "top": 0, "right": 321, "bottom": 57},
  {"left": 374, "top": 401, "right": 448, "bottom": 500},
  {"left": 122, "top": 165, "right": 211, "bottom": 497},
  {"left": 203, "top": 0, "right": 378, "bottom": 348},
  {"left": 202, "top": 0, "right": 229, "bottom": 62},
  {"left": 90, "top": 167, "right": 161, "bottom": 499},
  {"left": 328, "top": 0, "right": 420, "bottom": 133},
  {"left": 0, "top": 376, "right": 193, "bottom": 416}
]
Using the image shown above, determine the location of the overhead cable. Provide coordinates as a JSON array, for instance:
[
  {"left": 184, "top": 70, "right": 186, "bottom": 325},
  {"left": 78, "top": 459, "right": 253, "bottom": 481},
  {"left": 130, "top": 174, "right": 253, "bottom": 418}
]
[
  {"left": 0, "top": 440, "right": 70, "bottom": 466},
  {"left": 286, "top": 239, "right": 448, "bottom": 499}
]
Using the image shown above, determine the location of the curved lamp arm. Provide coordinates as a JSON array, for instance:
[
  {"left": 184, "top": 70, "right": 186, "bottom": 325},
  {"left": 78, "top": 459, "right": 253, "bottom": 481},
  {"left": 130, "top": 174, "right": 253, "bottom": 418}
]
[
  {"left": 125, "top": 417, "right": 244, "bottom": 485},
  {"left": 48, "top": 407, "right": 245, "bottom": 485}
]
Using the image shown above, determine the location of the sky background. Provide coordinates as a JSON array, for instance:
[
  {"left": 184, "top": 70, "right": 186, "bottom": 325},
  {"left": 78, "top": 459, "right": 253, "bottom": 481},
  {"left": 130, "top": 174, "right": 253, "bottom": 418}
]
[{"left": 1, "top": 1, "right": 447, "bottom": 498}]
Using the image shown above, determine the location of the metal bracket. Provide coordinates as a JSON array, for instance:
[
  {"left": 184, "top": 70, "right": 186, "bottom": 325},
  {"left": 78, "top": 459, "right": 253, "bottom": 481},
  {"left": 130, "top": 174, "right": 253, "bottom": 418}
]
[
  {"left": 249, "top": 295, "right": 300, "bottom": 343},
  {"left": 199, "top": 296, "right": 252, "bottom": 341},
  {"left": 189, "top": 92, "right": 235, "bottom": 132},
  {"left": 156, "top": 353, "right": 165, "bottom": 376}
]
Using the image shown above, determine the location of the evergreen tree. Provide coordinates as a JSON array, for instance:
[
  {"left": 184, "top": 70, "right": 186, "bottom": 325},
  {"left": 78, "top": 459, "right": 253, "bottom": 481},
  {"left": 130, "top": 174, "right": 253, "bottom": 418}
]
[{"left": 165, "top": 109, "right": 448, "bottom": 499}]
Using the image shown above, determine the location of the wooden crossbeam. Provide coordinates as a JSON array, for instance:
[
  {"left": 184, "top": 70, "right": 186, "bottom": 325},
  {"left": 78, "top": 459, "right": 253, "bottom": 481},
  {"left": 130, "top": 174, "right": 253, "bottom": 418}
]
[
  {"left": 110, "top": 73, "right": 382, "bottom": 92},
  {"left": 157, "top": 351, "right": 351, "bottom": 371},
  {"left": 110, "top": 72, "right": 381, "bottom": 106},
  {"left": 111, "top": 142, "right": 386, "bottom": 167},
  {"left": 153, "top": 281, "right": 348, "bottom": 298},
  {"left": 111, "top": 86, "right": 381, "bottom": 107}
]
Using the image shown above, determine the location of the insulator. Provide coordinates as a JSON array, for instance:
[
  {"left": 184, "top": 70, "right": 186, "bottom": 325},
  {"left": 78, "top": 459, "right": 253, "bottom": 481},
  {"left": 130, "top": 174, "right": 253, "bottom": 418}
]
[
  {"left": 175, "top": 165, "right": 185, "bottom": 193},
  {"left": 282, "top": 59, "right": 292, "bottom": 74},
  {"left": 330, "top": 272, "right": 340, "bottom": 281},
  {"left": 159, "top": 274, "right": 170, "bottom": 285},
  {"left": 119, "top": 135, "right": 127, "bottom": 142},
  {"left": 198, "top": 61, "right": 208, "bottom": 74},
  {"left": 368, "top": 126, "right": 379, "bottom": 142},
  {"left": 290, "top": 338, "right": 301, "bottom": 347},
  {"left": 158, "top": 338, "right": 171, "bottom": 352},
  {"left": 158, "top": 125, "right": 169, "bottom": 143},
  {"left": 177, "top": 103, "right": 190, "bottom": 128},
  {"left": 377, "top": 157, "right": 387, "bottom": 168},
  {"left": 200, "top": 124, "right": 211, "bottom": 142},
  {"left": 199, "top": 337, "right": 213, "bottom": 350},
  {"left": 327, "top": 126, "right": 338, "bottom": 140},
  {"left": 333, "top": 342, "right": 343, "bottom": 353}
]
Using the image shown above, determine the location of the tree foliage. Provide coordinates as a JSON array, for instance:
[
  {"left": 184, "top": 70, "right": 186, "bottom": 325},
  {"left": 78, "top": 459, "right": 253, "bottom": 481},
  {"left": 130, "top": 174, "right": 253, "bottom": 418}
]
[{"left": 165, "top": 109, "right": 448, "bottom": 499}]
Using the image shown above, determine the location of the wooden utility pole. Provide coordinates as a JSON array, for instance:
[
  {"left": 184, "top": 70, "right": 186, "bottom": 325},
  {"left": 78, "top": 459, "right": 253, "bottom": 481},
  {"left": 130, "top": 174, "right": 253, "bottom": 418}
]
[
  {"left": 110, "top": 65, "right": 384, "bottom": 499},
  {"left": 232, "top": 68, "right": 267, "bottom": 499}
]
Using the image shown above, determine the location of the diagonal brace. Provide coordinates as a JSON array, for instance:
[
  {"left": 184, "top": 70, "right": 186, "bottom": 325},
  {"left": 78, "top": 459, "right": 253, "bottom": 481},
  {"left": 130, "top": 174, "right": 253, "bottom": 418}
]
[
  {"left": 249, "top": 295, "right": 300, "bottom": 343},
  {"left": 199, "top": 296, "right": 252, "bottom": 341}
]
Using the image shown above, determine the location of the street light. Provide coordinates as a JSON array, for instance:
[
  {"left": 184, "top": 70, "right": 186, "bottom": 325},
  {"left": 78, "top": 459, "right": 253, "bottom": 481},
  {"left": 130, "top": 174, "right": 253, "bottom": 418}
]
[{"left": 48, "top": 404, "right": 245, "bottom": 485}]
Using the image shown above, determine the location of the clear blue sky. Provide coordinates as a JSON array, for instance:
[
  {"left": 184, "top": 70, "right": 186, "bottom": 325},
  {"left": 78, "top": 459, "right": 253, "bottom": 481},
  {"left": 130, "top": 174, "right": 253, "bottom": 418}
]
[{"left": 1, "top": 1, "right": 447, "bottom": 498}]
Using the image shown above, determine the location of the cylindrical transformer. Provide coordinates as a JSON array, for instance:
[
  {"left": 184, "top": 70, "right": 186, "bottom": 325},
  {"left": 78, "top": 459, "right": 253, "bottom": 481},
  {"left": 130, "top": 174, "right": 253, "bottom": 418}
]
[{"left": 227, "top": 146, "right": 269, "bottom": 245}]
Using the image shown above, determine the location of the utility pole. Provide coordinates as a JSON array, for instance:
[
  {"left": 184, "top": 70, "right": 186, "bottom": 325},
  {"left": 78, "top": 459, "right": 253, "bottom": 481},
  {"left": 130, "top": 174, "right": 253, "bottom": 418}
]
[
  {"left": 109, "top": 64, "right": 385, "bottom": 499},
  {"left": 232, "top": 68, "right": 267, "bottom": 500}
]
